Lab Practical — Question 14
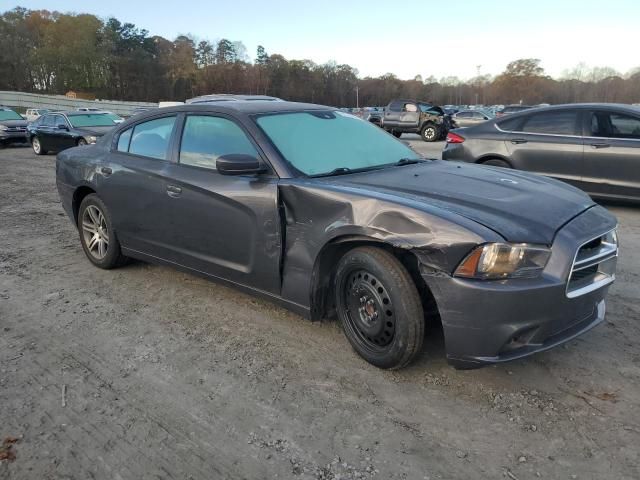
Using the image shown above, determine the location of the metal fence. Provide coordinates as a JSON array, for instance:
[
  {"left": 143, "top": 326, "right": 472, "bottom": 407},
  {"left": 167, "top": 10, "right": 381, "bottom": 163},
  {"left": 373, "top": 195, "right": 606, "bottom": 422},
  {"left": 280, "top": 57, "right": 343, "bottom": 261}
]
[{"left": 0, "top": 91, "right": 157, "bottom": 116}]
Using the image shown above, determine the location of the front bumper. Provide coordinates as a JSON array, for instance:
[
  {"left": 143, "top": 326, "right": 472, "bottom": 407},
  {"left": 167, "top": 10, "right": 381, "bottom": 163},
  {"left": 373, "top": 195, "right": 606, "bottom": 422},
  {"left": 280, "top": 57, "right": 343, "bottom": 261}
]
[
  {"left": 0, "top": 130, "right": 28, "bottom": 142},
  {"left": 426, "top": 205, "right": 617, "bottom": 369}
]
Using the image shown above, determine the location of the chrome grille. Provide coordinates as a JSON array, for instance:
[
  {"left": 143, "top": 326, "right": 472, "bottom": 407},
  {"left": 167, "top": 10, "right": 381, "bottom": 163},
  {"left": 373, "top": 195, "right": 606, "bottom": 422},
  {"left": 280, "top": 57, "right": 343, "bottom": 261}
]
[{"left": 566, "top": 229, "right": 618, "bottom": 298}]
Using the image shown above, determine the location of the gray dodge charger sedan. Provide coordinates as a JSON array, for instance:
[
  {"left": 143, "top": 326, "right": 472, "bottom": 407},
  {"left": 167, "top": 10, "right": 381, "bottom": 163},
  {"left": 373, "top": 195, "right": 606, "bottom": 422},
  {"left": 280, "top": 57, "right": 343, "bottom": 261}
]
[{"left": 56, "top": 101, "right": 618, "bottom": 369}]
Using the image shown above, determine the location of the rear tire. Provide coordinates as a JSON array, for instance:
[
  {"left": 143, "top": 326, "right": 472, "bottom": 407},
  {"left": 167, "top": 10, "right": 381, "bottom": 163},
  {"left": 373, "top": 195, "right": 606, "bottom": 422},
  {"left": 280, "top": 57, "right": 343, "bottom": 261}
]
[
  {"left": 421, "top": 124, "right": 440, "bottom": 142},
  {"left": 482, "top": 158, "right": 511, "bottom": 168},
  {"left": 32, "top": 136, "right": 47, "bottom": 155},
  {"left": 391, "top": 131, "right": 402, "bottom": 138},
  {"left": 78, "top": 194, "right": 127, "bottom": 269},
  {"left": 334, "top": 246, "right": 424, "bottom": 369}
]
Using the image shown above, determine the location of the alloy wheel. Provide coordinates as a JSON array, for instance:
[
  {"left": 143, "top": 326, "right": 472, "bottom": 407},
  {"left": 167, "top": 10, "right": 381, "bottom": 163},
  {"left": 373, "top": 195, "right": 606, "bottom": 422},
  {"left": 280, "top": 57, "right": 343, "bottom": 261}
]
[
  {"left": 32, "top": 137, "right": 41, "bottom": 154},
  {"left": 81, "top": 205, "right": 109, "bottom": 259}
]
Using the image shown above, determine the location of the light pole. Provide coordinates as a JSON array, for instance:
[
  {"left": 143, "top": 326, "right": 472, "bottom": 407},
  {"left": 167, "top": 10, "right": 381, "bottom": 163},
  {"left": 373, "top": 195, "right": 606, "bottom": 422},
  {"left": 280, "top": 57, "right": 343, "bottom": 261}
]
[{"left": 355, "top": 84, "right": 359, "bottom": 108}]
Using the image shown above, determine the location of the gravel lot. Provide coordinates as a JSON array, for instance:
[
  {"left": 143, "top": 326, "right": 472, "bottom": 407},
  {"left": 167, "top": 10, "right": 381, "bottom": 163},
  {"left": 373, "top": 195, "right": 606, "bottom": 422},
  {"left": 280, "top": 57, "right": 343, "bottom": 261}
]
[{"left": 1, "top": 143, "right": 639, "bottom": 480}]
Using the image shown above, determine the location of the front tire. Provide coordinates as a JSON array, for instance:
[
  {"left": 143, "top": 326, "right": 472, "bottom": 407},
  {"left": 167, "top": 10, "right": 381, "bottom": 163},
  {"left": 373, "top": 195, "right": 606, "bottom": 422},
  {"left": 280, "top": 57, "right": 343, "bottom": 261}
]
[
  {"left": 335, "top": 247, "right": 424, "bottom": 369},
  {"left": 421, "top": 124, "right": 440, "bottom": 142},
  {"left": 32, "top": 136, "right": 47, "bottom": 155},
  {"left": 77, "top": 138, "right": 88, "bottom": 146},
  {"left": 78, "top": 194, "right": 127, "bottom": 269}
]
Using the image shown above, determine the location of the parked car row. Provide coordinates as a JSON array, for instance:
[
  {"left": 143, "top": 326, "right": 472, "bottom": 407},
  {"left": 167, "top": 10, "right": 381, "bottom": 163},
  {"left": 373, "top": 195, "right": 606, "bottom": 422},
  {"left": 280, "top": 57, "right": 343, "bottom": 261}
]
[{"left": 443, "top": 103, "right": 640, "bottom": 202}]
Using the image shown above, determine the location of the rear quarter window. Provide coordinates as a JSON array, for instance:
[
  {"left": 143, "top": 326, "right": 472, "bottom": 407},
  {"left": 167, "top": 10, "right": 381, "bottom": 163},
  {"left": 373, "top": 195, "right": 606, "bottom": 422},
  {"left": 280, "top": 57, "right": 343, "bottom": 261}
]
[{"left": 496, "top": 116, "right": 523, "bottom": 131}]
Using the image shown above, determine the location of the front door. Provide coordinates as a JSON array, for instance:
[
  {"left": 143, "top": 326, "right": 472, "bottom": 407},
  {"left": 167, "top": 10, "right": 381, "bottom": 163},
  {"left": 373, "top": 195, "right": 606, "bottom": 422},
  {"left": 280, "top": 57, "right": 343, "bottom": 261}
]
[
  {"left": 506, "top": 109, "right": 584, "bottom": 188},
  {"left": 162, "top": 113, "right": 281, "bottom": 293}
]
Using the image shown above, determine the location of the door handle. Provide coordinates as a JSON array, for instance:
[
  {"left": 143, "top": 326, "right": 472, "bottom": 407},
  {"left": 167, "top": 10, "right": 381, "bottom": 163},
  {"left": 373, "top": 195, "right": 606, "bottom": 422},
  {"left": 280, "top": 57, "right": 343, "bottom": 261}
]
[
  {"left": 100, "top": 166, "right": 112, "bottom": 176},
  {"left": 166, "top": 185, "right": 182, "bottom": 198},
  {"left": 510, "top": 139, "right": 528, "bottom": 144},
  {"left": 590, "top": 142, "right": 610, "bottom": 149}
]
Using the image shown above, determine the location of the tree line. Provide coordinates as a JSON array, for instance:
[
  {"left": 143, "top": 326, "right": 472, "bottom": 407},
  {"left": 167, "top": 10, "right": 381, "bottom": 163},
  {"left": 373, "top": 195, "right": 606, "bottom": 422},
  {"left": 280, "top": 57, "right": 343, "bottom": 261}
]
[{"left": 1, "top": 7, "right": 640, "bottom": 107}]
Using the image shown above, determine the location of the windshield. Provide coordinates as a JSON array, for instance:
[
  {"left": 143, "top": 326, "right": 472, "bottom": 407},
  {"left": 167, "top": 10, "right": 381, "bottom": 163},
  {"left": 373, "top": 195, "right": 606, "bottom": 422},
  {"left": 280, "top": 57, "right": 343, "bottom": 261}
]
[
  {"left": 0, "top": 110, "right": 23, "bottom": 121},
  {"left": 255, "top": 111, "right": 420, "bottom": 176},
  {"left": 68, "top": 114, "right": 117, "bottom": 128}
]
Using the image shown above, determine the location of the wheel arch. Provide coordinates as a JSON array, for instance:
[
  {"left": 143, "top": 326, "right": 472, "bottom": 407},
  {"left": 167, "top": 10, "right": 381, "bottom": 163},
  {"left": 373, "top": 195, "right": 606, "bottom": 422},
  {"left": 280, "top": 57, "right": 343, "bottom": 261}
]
[
  {"left": 475, "top": 154, "right": 513, "bottom": 167},
  {"left": 72, "top": 185, "right": 97, "bottom": 225},
  {"left": 309, "top": 235, "right": 440, "bottom": 325}
]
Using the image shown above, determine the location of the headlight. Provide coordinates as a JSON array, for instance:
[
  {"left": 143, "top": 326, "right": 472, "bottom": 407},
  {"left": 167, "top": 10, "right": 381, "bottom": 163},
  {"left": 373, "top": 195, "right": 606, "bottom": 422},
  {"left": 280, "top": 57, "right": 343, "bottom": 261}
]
[
  {"left": 86, "top": 136, "right": 97, "bottom": 144},
  {"left": 454, "top": 243, "right": 551, "bottom": 280},
  {"left": 0, "top": 125, "right": 8, "bottom": 131}
]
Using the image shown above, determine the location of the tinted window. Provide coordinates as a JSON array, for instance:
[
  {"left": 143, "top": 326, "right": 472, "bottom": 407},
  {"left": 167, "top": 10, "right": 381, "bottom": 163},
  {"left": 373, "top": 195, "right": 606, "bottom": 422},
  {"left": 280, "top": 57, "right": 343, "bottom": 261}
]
[
  {"left": 458, "top": 112, "right": 472, "bottom": 118},
  {"left": 497, "top": 116, "right": 522, "bottom": 131},
  {"left": 521, "top": 111, "right": 577, "bottom": 135},
  {"left": 117, "top": 128, "right": 132, "bottom": 152},
  {"left": 388, "top": 101, "right": 403, "bottom": 112},
  {"left": 179, "top": 116, "right": 259, "bottom": 170},
  {"left": 591, "top": 111, "right": 640, "bottom": 139},
  {"left": 43, "top": 115, "right": 56, "bottom": 127},
  {"left": 129, "top": 116, "right": 176, "bottom": 160},
  {"left": 53, "top": 115, "right": 67, "bottom": 128}
]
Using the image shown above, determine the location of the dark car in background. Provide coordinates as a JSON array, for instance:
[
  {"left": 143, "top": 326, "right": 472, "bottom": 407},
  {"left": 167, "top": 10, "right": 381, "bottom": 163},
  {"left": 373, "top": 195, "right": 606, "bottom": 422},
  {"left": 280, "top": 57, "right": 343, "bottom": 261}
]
[
  {"left": 0, "top": 107, "right": 29, "bottom": 146},
  {"left": 452, "top": 109, "right": 493, "bottom": 128},
  {"left": 443, "top": 103, "right": 640, "bottom": 201},
  {"left": 496, "top": 105, "right": 533, "bottom": 117},
  {"left": 382, "top": 99, "right": 451, "bottom": 142},
  {"left": 27, "top": 111, "right": 118, "bottom": 155},
  {"left": 56, "top": 100, "right": 617, "bottom": 370}
]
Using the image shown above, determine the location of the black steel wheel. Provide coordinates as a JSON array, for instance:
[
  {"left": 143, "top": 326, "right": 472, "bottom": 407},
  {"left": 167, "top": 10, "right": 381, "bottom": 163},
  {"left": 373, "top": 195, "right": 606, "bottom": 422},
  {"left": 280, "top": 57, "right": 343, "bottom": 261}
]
[{"left": 335, "top": 246, "right": 424, "bottom": 369}]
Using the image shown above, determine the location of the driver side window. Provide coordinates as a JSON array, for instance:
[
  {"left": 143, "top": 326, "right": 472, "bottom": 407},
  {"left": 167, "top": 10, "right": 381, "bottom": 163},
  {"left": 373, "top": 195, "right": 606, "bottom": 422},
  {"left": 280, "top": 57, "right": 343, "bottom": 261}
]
[{"left": 178, "top": 115, "right": 259, "bottom": 170}]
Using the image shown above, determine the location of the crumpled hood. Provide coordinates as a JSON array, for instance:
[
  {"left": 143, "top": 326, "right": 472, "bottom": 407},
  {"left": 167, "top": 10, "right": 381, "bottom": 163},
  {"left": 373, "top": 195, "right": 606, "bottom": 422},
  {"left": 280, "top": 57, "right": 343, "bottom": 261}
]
[
  {"left": 74, "top": 126, "right": 114, "bottom": 136},
  {"left": 329, "top": 160, "right": 595, "bottom": 244}
]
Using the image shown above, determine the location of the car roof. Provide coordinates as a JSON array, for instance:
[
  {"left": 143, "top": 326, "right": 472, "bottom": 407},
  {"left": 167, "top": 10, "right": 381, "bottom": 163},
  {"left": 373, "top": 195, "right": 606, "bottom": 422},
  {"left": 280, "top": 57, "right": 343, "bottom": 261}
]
[
  {"left": 140, "top": 100, "right": 333, "bottom": 116},
  {"left": 186, "top": 94, "right": 283, "bottom": 104},
  {"left": 499, "top": 103, "right": 640, "bottom": 117}
]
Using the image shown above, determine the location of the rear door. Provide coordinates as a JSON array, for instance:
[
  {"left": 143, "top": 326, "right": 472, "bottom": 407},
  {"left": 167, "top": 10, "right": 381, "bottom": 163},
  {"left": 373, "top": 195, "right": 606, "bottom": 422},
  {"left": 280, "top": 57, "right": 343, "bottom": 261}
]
[
  {"left": 98, "top": 114, "right": 181, "bottom": 261},
  {"left": 505, "top": 109, "right": 585, "bottom": 188},
  {"left": 37, "top": 114, "right": 56, "bottom": 150},
  {"left": 383, "top": 101, "right": 403, "bottom": 128},
  {"left": 582, "top": 109, "right": 640, "bottom": 199}
]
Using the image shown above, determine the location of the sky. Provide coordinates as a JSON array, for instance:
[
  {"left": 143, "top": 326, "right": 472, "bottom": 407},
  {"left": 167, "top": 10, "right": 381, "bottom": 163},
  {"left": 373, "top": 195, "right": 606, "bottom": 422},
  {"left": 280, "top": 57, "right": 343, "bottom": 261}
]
[{"left": 6, "top": 0, "right": 640, "bottom": 80}]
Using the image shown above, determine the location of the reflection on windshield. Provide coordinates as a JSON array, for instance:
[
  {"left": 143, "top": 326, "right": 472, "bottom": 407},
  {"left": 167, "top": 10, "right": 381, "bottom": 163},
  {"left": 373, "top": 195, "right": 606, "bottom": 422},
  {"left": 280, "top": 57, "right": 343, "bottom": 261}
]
[
  {"left": 0, "top": 110, "right": 23, "bottom": 121},
  {"left": 68, "top": 114, "right": 117, "bottom": 128},
  {"left": 256, "top": 111, "right": 421, "bottom": 176}
]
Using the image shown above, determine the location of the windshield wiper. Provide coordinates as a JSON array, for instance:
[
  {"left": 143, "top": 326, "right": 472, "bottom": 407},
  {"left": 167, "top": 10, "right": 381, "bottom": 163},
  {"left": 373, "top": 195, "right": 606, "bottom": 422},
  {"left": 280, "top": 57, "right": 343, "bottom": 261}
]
[
  {"left": 395, "top": 158, "right": 426, "bottom": 166},
  {"left": 311, "top": 167, "right": 353, "bottom": 177}
]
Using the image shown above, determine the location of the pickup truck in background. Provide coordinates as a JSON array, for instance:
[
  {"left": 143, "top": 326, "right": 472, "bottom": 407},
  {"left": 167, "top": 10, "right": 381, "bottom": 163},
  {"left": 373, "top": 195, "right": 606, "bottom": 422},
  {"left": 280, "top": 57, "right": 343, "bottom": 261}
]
[{"left": 382, "top": 99, "right": 452, "bottom": 142}]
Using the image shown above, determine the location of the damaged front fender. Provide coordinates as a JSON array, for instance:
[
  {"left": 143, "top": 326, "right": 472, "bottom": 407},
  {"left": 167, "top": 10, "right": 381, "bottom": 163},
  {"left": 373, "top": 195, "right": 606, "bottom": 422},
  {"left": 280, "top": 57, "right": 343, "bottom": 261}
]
[{"left": 277, "top": 181, "right": 502, "bottom": 318}]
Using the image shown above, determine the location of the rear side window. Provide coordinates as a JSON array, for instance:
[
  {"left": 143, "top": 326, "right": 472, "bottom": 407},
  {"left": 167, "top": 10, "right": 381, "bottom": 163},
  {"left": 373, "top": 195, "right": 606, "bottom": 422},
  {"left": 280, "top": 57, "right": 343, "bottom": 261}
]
[
  {"left": 591, "top": 111, "right": 640, "bottom": 139},
  {"left": 521, "top": 111, "right": 578, "bottom": 135},
  {"left": 128, "top": 116, "right": 177, "bottom": 160},
  {"left": 179, "top": 115, "right": 259, "bottom": 170},
  {"left": 388, "top": 101, "right": 403, "bottom": 112},
  {"left": 496, "top": 116, "right": 522, "bottom": 131}
]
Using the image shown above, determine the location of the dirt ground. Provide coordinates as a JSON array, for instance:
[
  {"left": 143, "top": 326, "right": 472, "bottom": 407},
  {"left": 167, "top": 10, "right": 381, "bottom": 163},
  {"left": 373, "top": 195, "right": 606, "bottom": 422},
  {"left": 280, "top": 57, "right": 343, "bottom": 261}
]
[{"left": 1, "top": 143, "right": 639, "bottom": 480}]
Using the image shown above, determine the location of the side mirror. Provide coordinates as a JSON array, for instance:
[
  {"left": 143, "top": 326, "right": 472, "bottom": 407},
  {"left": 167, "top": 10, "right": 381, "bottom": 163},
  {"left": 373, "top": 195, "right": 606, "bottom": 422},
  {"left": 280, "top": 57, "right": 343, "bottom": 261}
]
[
  {"left": 216, "top": 154, "right": 266, "bottom": 176},
  {"left": 57, "top": 124, "right": 68, "bottom": 130}
]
